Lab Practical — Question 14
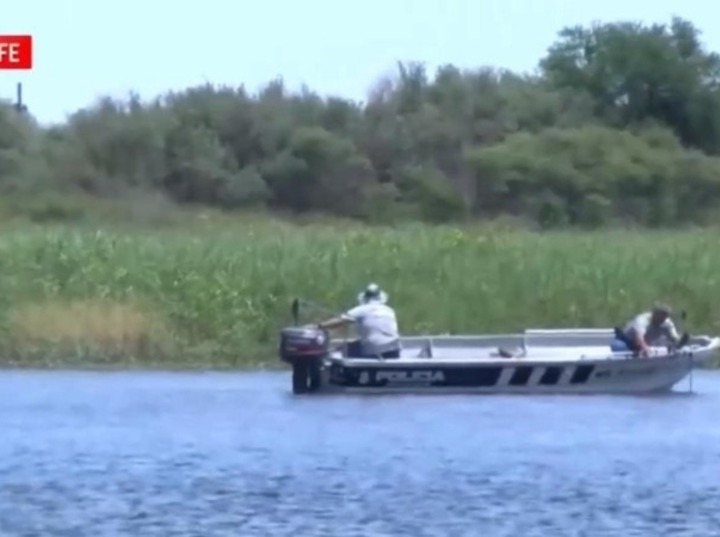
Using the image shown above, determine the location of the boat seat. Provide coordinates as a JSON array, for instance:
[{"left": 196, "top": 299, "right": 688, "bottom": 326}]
[{"left": 417, "top": 339, "right": 434, "bottom": 358}]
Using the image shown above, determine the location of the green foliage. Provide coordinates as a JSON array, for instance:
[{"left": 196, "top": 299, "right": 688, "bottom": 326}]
[
  {"left": 2, "top": 17, "right": 720, "bottom": 227},
  {"left": 0, "top": 219, "right": 719, "bottom": 366},
  {"left": 465, "top": 124, "right": 720, "bottom": 227}
]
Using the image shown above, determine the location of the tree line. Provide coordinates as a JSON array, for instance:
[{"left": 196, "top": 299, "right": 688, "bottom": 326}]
[{"left": 3, "top": 16, "right": 720, "bottom": 228}]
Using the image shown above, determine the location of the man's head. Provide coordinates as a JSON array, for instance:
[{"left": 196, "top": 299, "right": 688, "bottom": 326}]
[
  {"left": 651, "top": 303, "right": 672, "bottom": 324},
  {"left": 357, "top": 282, "right": 388, "bottom": 305}
]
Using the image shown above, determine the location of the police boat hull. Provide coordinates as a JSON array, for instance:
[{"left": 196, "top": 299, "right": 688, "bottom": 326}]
[{"left": 278, "top": 327, "right": 720, "bottom": 395}]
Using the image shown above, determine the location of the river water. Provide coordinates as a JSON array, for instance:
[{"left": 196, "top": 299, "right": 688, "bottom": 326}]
[{"left": 1, "top": 369, "right": 720, "bottom": 537}]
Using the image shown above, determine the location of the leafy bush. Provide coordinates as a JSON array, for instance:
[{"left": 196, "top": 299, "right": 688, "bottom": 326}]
[{"left": 3, "top": 16, "right": 720, "bottom": 227}]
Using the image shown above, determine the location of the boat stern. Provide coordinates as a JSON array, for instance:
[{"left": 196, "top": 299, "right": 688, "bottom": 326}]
[{"left": 278, "top": 325, "right": 331, "bottom": 394}]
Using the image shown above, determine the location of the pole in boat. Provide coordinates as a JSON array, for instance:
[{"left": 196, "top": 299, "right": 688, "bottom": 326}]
[{"left": 679, "top": 310, "right": 694, "bottom": 394}]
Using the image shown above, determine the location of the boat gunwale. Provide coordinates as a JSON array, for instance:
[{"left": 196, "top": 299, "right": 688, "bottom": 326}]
[
  {"left": 325, "top": 354, "right": 702, "bottom": 369},
  {"left": 324, "top": 334, "right": 720, "bottom": 368}
]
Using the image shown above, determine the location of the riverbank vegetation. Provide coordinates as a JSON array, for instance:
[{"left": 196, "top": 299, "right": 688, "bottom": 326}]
[
  {"left": 1, "top": 16, "right": 720, "bottom": 366},
  {"left": 0, "top": 216, "right": 718, "bottom": 367},
  {"left": 4, "top": 17, "right": 720, "bottom": 230}
]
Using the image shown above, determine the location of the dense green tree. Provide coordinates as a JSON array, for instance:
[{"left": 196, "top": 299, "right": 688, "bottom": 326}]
[
  {"left": 540, "top": 17, "right": 720, "bottom": 153},
  {"left": 2, "top": 16, "right": 720, "bottom": 227}
]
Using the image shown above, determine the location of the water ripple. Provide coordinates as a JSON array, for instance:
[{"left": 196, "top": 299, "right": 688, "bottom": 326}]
[{"left": 1, "top": 371, "right": 719, "bottom": 536}]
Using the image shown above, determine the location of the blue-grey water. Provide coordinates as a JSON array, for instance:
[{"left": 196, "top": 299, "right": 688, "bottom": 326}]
[{"left": 2, "top": 370, "right": 720, "bottom": 537}]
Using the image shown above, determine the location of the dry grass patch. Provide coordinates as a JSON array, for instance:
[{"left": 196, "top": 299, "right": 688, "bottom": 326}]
[{"left": 7, "top": 298, "right": 174, "bottom": 361}]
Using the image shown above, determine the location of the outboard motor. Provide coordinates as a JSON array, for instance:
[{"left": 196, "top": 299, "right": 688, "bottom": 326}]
[{"left": 279, "top": 325, "right": 330, "bottom": 394}]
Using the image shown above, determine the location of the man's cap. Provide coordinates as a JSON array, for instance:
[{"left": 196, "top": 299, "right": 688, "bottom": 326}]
[
  {"left": 652, "top": 303, "right": 672, "bottom": 315},
  {"left": 357, "top": 282, "right": 388, "bottom": 304}
]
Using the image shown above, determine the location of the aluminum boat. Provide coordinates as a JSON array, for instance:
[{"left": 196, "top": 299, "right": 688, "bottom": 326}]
[{"left": 278, "top": 325, "right": 720, "bottom": 395}]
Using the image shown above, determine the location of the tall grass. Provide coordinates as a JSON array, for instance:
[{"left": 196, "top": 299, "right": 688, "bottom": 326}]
[{"left": 0, "top": 216, "right": 719, "bottom": 367}]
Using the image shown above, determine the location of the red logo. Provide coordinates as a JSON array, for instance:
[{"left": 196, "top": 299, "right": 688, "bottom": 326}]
[{"left": 0, "top": 35, "right": 33, "bottom": 70}]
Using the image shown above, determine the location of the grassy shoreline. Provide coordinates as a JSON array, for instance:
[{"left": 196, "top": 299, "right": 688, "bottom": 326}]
[{"left": 1, "top": 213, "right": 719, "bottom": 368}]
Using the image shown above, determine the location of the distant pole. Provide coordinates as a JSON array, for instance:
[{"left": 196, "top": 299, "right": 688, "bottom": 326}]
[{"left": 14, "top": 82, "right": 27, "bottom": 114}]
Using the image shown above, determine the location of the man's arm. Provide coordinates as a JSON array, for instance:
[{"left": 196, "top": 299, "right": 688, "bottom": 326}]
[
  {"left": 628, "top": 315, "right": 651, "bottom": 354},
  {"left": 664, "top": 319, "right": 681, "bottom": 343},
  {"left": 632, "top": 329, "right": 651, "bottom": 354},
  {"left": 318, "top": 316, "right": 351, "bottom": 330},
  {"left": 319, "top": 306, "right": 361, "bottom": 330}
]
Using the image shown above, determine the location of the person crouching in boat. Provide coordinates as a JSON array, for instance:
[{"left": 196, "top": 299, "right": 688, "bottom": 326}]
[
  {"left": 317, "top": 283, "right": 401, "bottom": 359},
  {"left": 613, "top": 303, "right": 682, "bottom": 357}
]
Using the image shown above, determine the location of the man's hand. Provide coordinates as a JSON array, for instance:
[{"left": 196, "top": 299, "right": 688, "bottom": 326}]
[
  {"left": 633, "top": 333, "right": 650, "bottom": 357},
  {"left": 640, "top": 341, "right": 655, "bottom": 357}
]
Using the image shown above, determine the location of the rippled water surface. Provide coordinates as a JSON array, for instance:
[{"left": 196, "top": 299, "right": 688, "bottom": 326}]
[{"left": 2, "top": 370, "right": 720, "bottom": 536}]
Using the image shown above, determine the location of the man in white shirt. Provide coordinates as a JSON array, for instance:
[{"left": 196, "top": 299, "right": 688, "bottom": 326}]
[
  {"left": 318, "top": 283, "right": 401, "bottom": 358},
  {"left": 615, "top": 303, "right": 682, "bottom": 356}
]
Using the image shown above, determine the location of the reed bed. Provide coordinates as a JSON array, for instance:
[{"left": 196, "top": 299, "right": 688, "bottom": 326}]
[{"left": 0, "top": 218, "right": 718, "bottom": 367}]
